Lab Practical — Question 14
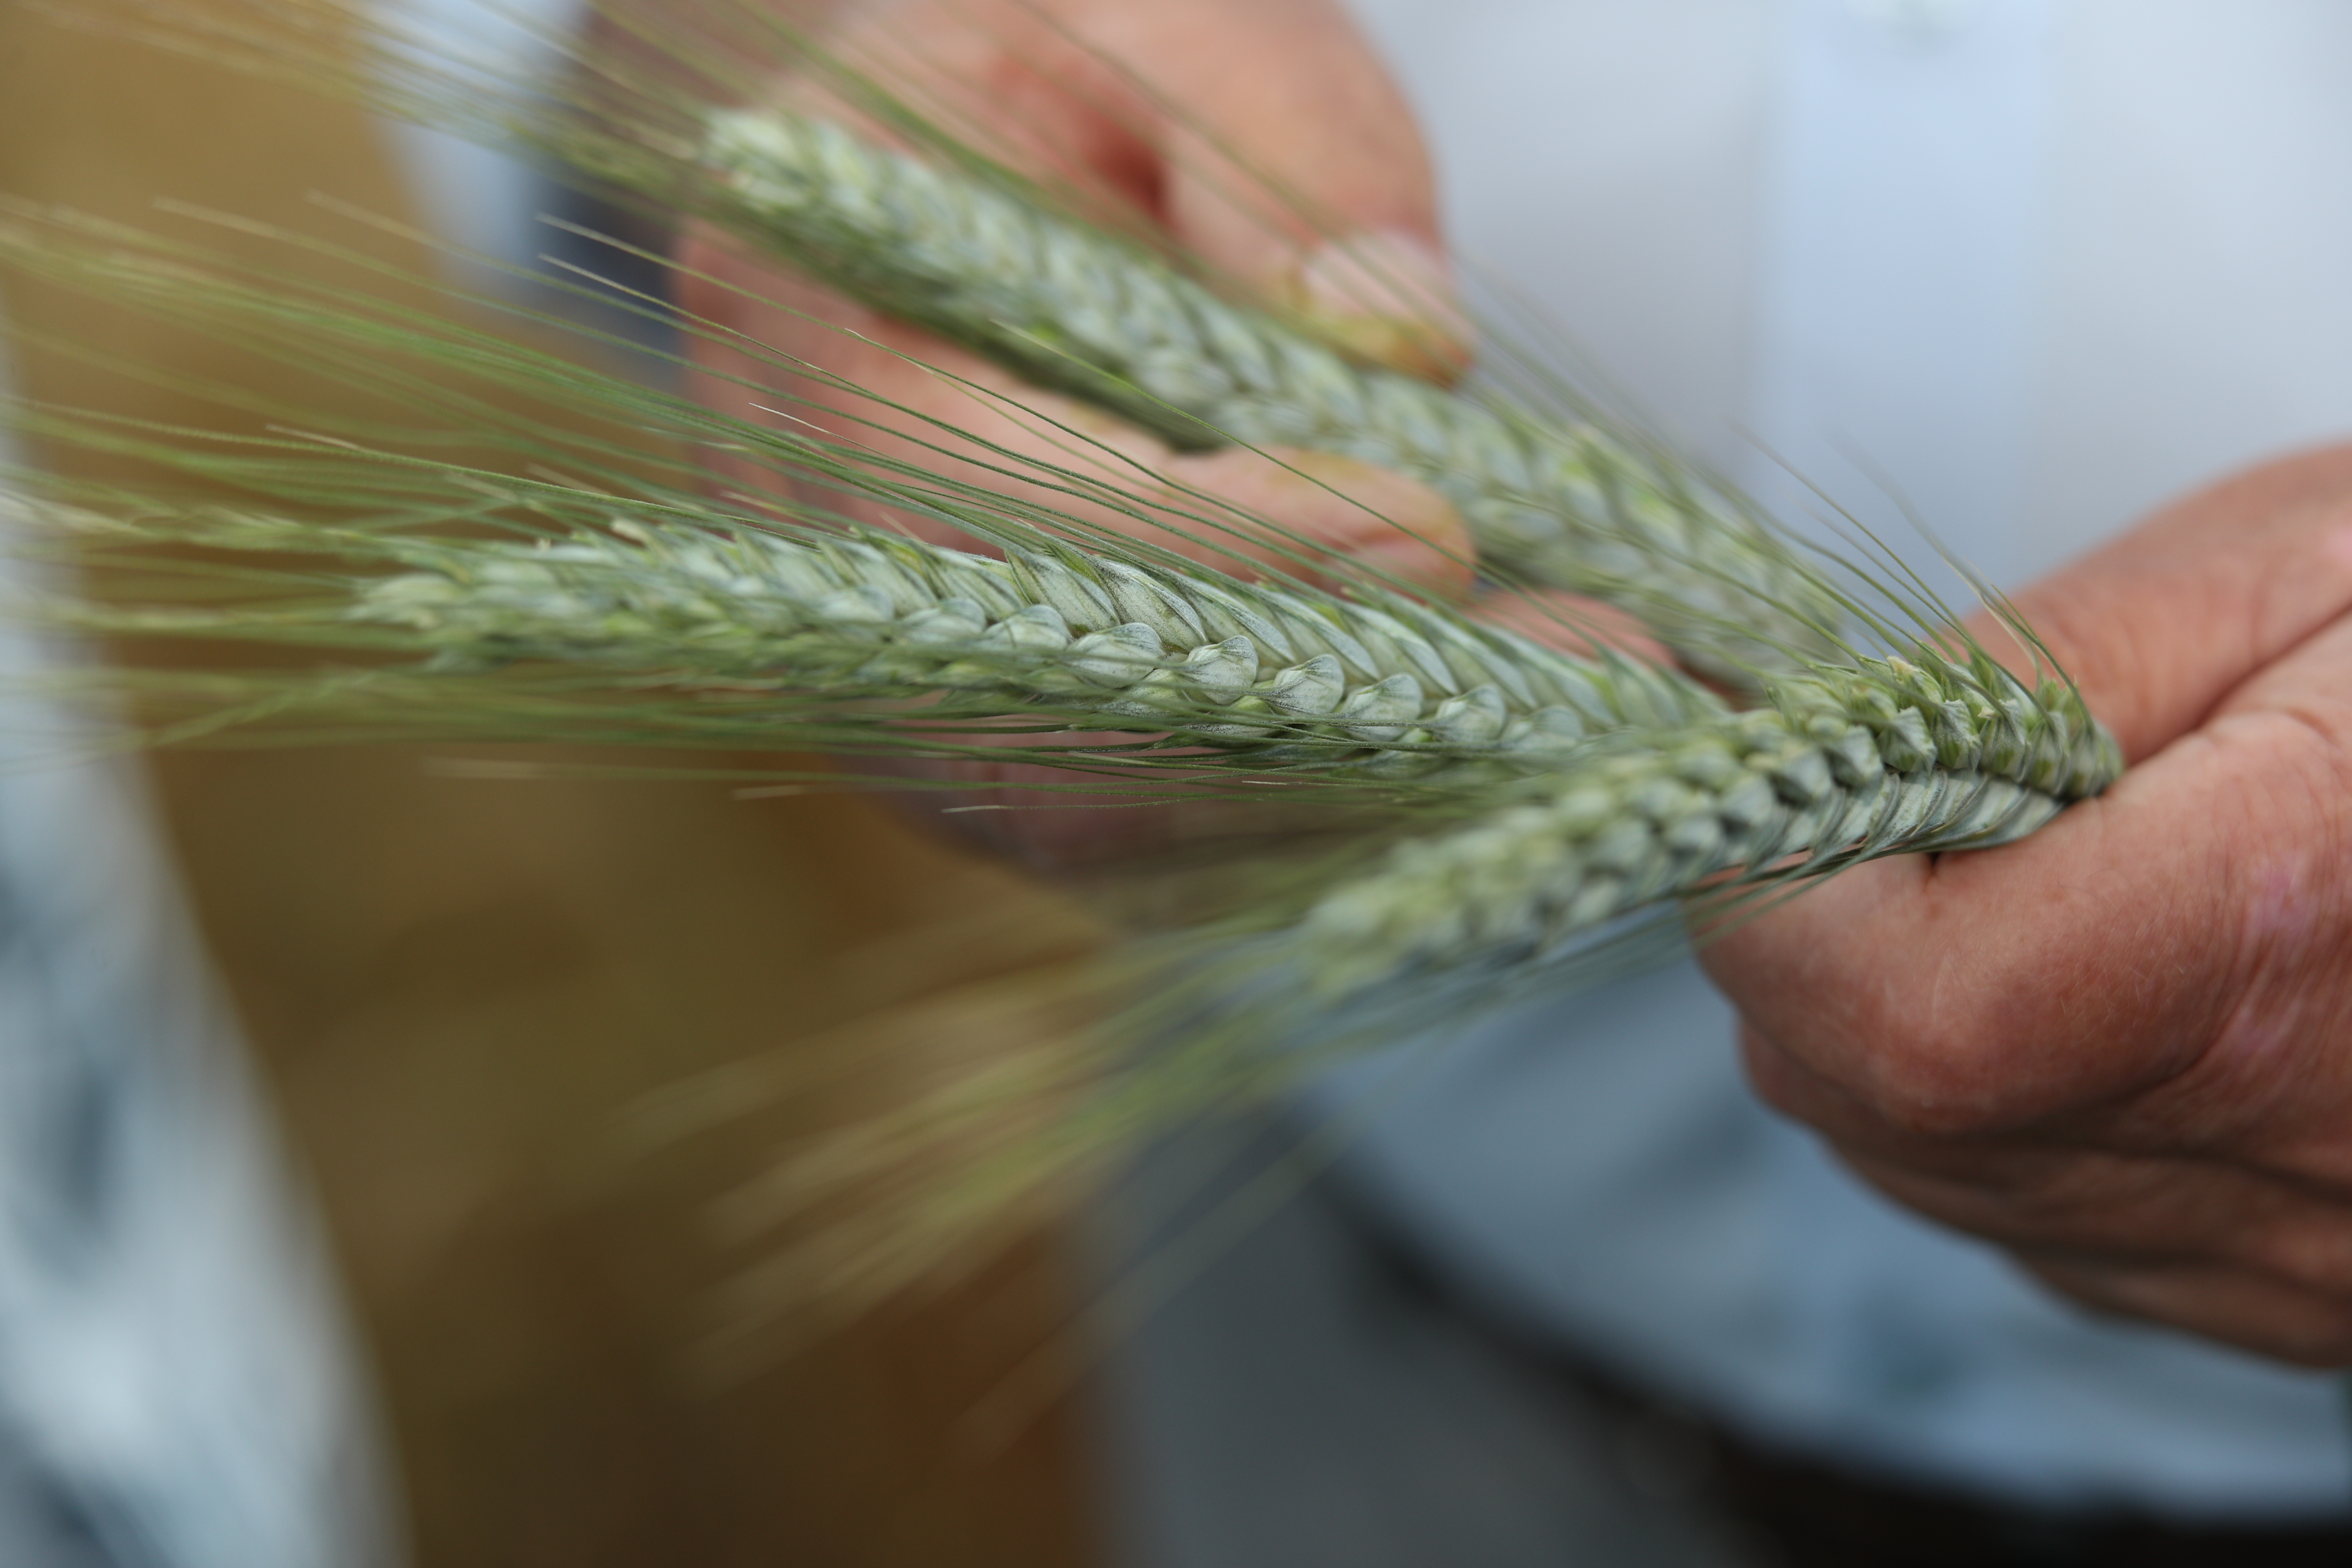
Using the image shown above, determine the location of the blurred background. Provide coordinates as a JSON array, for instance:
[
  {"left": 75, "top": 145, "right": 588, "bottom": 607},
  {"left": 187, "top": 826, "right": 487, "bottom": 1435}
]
[{"left": 0, "top": 3, "right": 1115, "bottom": 1562}]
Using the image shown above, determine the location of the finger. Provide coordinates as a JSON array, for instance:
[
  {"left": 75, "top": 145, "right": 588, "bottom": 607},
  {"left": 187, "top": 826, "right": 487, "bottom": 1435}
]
[
  {"left": 876, "top": 738, "right": 1354, "bottom": 872},
  {"left": 1284, "top": 231, "right": 1470, "bottom": 385},
  {"left": 1759, "top": 1085, "right": 2352, "bottom": 1358},
  {"left": 1165, "top": 446, "right": 1476, "bottom": 595},
  {"left": 1089, "top": 0, "right": 1470, "bottom": 377},
  {"left": 1704, "top": 688, "right": 2352, "bottom": 1139},
  {"left": 1981, "top": 444, "right": 2352, "bottom": 760},
  {"left": 1083, "top": 0, "right": 1443, "bottom": 275},
  {"left": 1472, "top": 588, "right": 1672, "bottom": 664},
  {"left": 872, "top": 745, "right": 1218, "bottom": 871},
  {"left": 1820, "top": 1135, "right": 2352, "bottom": 1296},
  {"left": 2021, "top": 1255, "right": 2352, "bottom": 1367},
  {"left": 678, "top": 230, "right": 1476, "bottom": 594},
  {"left": 793, "top": 0, "right": 1169, "bottom": 214},
  {"left": 817, "top": 0, "right": 1470, "bottom": 378}
]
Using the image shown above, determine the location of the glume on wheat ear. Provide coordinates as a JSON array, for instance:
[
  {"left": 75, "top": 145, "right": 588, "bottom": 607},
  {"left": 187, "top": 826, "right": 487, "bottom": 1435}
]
[{"left": 0, "top": 0, "right": 2124, "bottom": 1321}]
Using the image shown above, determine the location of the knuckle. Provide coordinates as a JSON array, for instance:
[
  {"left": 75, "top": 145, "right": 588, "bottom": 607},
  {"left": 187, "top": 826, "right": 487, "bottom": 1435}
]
[
  {"left": 2236, "top": 1313, "right": 2352, "bottom": 1369},
  {"left": 2237, "top": 1223, "right": 2352, "bottom": 1300},
  {"left": 1739, "top": 990, "right": 2036, "bottom": 1141},
  {"left": 2033, "top": 1256, "right": 2352, "bottom": 1367},
  {"left": 1845, "top": 1017, "right": 2030, "bottom": 1139}
]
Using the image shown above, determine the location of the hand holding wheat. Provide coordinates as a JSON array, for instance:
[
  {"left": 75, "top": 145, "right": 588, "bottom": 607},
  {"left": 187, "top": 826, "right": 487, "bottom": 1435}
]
[
  {"left": 1708, "top": 446, "right": 2352, "bottom": 1365},
  {"left": 677, "top": 0, "right": 1475, "bottom": 585},
  {"left": 0, "top": 0, "right": 2125, "bottom": 1331},
  {"left": 671, "top": 0, "right": 1663, "bottom": 861}
]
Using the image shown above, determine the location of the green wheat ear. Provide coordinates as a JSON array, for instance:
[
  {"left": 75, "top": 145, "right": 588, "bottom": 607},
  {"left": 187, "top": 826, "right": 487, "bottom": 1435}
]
[
  {"left": 0, "top": 116, "right": 2122, "bottom": 1092},
  {"left": 0, "top": 0, "right": 2131, "bottom": 1324},
  {"left": 12, "top": 490, "right": 1724, "bottom": 784},
  {"left": 685, "top": 108, "right": 1849, "bottom": 683},
  {"left": 1290, "top": 653, "right": 2116, "bottom": 996}
]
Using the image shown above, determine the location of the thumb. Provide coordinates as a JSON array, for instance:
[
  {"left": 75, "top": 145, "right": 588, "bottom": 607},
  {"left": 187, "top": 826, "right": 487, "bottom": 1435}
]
[
  {"left": 1991, "top": 445, "right": 2352, "bottom": 761},
  {"left": 1281, "top": 230, "right": 1471, "bottom": 386},
  {"left": 800, "top": 0, "right": 1470, "bottom": 381},
  {"left": 1095, "top": 0, "right": 1471, "bottom": 380}
]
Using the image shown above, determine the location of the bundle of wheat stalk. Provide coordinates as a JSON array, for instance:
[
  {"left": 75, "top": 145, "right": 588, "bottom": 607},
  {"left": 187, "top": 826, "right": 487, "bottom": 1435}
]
[{"left": 0, "top": 0, "right": 2121, "bottom": 1317}]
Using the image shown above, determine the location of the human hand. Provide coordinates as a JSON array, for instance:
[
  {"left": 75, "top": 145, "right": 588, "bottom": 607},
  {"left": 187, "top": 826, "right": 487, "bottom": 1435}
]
[
  {"left": 676, "top": 0, "right": 1474, "bottom": 588},
  {"left": 666, "top": 0, "right": 1631, "bottom": 867},
  {"left": 1704, "top": 446, "right": 2352, "bottom": 1363}
]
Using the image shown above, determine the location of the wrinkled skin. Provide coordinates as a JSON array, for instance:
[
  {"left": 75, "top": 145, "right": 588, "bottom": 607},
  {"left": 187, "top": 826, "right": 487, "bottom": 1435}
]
[
  {"left": 1708, "top": 448, "right": 2352, "bottom": 1365},
  {"left": 668, "top": 0, "right": 2352, "bottom": 1364}
]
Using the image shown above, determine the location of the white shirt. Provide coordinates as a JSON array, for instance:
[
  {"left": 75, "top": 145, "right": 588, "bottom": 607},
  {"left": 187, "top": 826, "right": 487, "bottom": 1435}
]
[{"left": 1328, "top": 0, "right": 2352, "bottom": 1519}]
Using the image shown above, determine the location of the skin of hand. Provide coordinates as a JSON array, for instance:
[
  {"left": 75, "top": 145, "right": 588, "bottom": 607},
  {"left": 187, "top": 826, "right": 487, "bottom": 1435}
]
[
  {"left": 1703, "top": 445, "right": 2352, "bottom": 1365},
  {"left": 669, "top": 0, "right": 1649, "bottom": 866},
  {"left": 676, "top": 0, "right": 1476, "bottom": 589}
]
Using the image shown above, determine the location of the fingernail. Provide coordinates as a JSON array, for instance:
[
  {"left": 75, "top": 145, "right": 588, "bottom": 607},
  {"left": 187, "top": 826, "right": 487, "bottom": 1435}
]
[
  {"left": 1289, "top": 229, "right": 1474, "bottom": 384},
  {"left": 1294, "top": 229, "right": 1458, "bottom": 323}
]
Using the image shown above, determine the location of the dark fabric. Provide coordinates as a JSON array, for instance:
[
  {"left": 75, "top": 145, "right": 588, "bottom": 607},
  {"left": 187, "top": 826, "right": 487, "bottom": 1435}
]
[
  {"left": 1326, "top": 1168, "right": 2352, "bottom": 1568},
  {"left": 1700, "top": 1430, "right": 2352, "bottom": 1568}
]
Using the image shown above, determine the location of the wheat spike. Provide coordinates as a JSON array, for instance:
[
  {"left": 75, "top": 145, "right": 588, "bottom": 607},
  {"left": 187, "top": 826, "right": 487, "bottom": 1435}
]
[
  {"left": 1295, "top": 652, "right": 2122, "bottom": 994},
  {"left": 20, "top": 496, "right": 1724, "bottom": 776},
  {"left": 0, "top": 6, "right": 2142, "bottom": 1335},
  {"left": 706, "top": 645, "right": 2123, "bottom": 1319},
  {"left": 695, "top": 110, "right": 1848, "bottom": 677}
]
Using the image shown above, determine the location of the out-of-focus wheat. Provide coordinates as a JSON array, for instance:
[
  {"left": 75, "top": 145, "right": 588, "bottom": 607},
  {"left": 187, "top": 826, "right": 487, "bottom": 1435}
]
[
  {"left": 13, "top": 495, "right": 1723, "bottom": 779},
  {"left": 694, "top": 110, "right": 1849, "bottom": 680}
]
